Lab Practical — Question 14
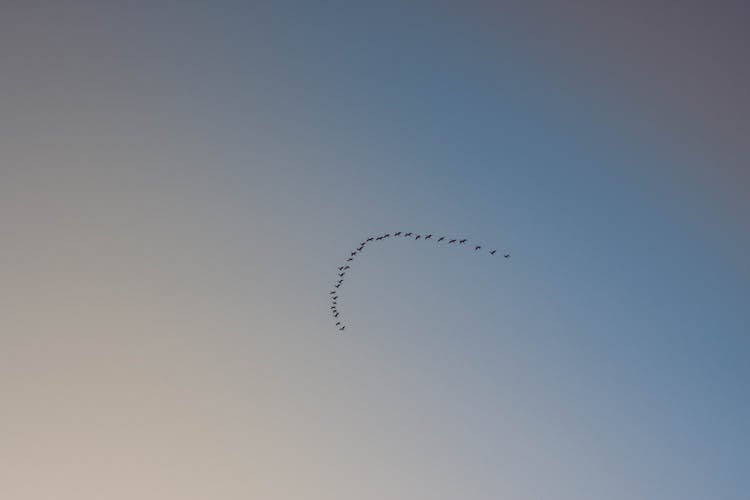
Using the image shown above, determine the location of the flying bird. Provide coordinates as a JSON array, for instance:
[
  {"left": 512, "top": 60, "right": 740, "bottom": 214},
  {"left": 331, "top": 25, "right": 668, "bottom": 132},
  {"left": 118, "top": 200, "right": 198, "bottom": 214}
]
[
  {"left": 338, "top": 273, "right": 345, "bottom": 277},
  {"left": 415, "top": 235, "right": 421, "bottom": 240},
  {"left": 504, "top": 254, "right": 510, "bottom": 258},
  {"left": 489, "top": 249, "right": 496, "bottom": 255},
  {"left": 394, "top": 232, "right": 402, "bottom": 236},
  {"left": 425, "top": 234, "right": 432, "bottom": 239},
  {"left": 343, "top": 266, "right": 350, "bottom": 270},
  {"left": 330, "top": 291, "right": 336, "bottom": 294},
  {"left": 366, "top": 237, "right": 374, "bottom": 241},
  {"left": 475, "top": 245, "right": 481, "bottom": 251},
  {"left": 404, "top": 232, "right": 413, "bottom": 237},
  {"left": 339, "top": 326, "right": 345, "bottom": 331},
  {"left": 336, "top": 321, "right": 341, "bottom": 326},
  {"left": 346, "top": 258, "right": 353, "bottom": 261},
  {"left": 384, "top": 233, "right": 390, "bottom": 238},
  {"left": 459, "top": 239, "right": 467, "bottom": 244},
  {"left": 437, "top": 237, "right": 444, "bottom": 242},
  {"left": 449, "top": 239, "right": 457, "bottom": 243}
]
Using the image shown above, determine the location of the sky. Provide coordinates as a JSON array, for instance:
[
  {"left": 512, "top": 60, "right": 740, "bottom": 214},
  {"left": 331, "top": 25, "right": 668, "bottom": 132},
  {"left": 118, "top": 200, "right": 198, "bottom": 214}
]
[{"left": 1, "top": 1, "right": 748, "bottom": 499}]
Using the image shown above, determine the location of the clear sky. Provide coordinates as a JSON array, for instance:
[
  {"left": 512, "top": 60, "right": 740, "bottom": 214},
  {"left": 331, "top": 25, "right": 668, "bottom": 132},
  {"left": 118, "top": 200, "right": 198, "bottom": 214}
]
[{"left": 1, "top": 1, "right": 748, "bottom": 499}]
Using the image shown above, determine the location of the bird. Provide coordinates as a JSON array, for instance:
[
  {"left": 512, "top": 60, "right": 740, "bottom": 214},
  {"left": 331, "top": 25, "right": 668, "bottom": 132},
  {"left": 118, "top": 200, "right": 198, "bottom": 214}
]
[
  {"left": 343, "top": 266, "right": 350, "bottom": 270},
  {"left": 415, "top": 235, "right": 421, "bottom": 240},
  {"left": 339, "top": 326, "right": 345, "bottom": 331},
  {"left": 489, "top": 249, "right": 496, "bottom": 255},
  {"left": 367, "top": 237, "right": 374, "bottom": 241},
  {"left": 384, "top": 233, "right": 390, "bottom": 238},
  {"left": 335, "top": 284, "right": 340, "bottom": 288},
  {"left": 425, "top": 234, "right": 432, "bottom": 239},
  {"left": 449, "top": 239, "right": 457, "bottom": 243},
  {"left": 437, "top": 237, "right": 444, "bottom": 242},
  {"left": 459, "top": 239, "right": 467, "bottom": 244},
  {"left": 336, "top": 321, "right": 341, "bottom": 326},
  {"left": 474, "top": 245, "right": 481, "bottom": 251},
  {"left": 346, "top": 258, "right": 353, "bottom": 261},
  {"left": 338, "top": 266, "right": 344, "bottom": 271},
  {"left": 330, "top": 306, "right": 335, "bottom": 309},
  {"left": 376, "top": 236, "right": 382, "bottom": 241},
  {"left": 504, "top": 253, "right": 510, "bottom": 258},
  {"left": 334, "top": 312, "right": 339, "bottom": 317},
  {"left": 332, "top": 296, "right": 338, "bottom": 300},
  {"left": 351, "top": 251, "right": 357, "bottom": 256},
  {"left": 338, "top": 273, "right": 345, "bottom": 277},
  {"left": 394, "top": 231, "right": 402, "bottom": 236},
  {"left": 404, "top": 232, "right": 413, "bottom": 237},
  {"left": 330, "top": 291, "right": 336, "bottom": 294}
]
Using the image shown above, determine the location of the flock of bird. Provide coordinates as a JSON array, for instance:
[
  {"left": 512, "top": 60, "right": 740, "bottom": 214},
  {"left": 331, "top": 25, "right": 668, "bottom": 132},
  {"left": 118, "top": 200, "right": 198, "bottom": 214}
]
[{"left": 330, "top": 232, "right": 509, "bottom": 331}]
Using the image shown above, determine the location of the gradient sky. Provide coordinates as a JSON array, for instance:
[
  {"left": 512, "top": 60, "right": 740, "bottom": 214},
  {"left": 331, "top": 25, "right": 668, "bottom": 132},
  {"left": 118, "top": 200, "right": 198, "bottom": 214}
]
[{"left": 2, "top": 1, "right": 748, "bottom": 499}]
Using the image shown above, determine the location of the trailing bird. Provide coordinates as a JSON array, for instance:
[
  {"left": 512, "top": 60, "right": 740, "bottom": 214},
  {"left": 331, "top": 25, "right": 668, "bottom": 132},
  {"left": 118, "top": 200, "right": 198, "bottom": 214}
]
[
  {"left": 394, "top": 232, "right": 402, "bottom": 236},
  {"left": 475, "top": 245, "right": 481, "bottom": 251},
  {"left": 334, "top": 313, "right": 339, "bottom": 318},
  {"left": 384, "top": 233, "right": 390, "bottom": 238},
  {"left": 489, "top": 249, "right": 497, "bottom": 255},
  {"left": 376, "top": 236, "right": 382, "bottom": 241},
  {"left": 404, "top": 232, "right": 412, "bottom": 237},
  {"left": 330, "top": 291, "right": 336, "bottom": 294},
  {"left": 347, "top": 258, "right": 353, "bottom": 261},
  {"left": 437, "top": 237, "right": 444, "bottom": 242},
  {"left": 339, "top": 326, "right": 345, "bottom": 331},
  {"left": 415, "top": 235, "right": 421, "bottom": 240},
  {"left": 366, "top": 237, "right": 374, "bottom": 241},
  {"left": 449, "top": 239, "right": 457, "bottom": 243},
  {"left": 338, "top": 273, "right": 345, "bottom": 277},
  {"left": 332, "top": 296, "right": 338, "bottom": 300},
  {"left": 335, "top": 284, "right": 340, "bottom": 288},
  {"left": 351, "top": 251, "right": 357, "bottom": 256},
  {"left": 504, "top": 254, "right": 510, "bottom": 258},
  {"left": 343, "top": 266, "right": 350, "bottom": 270},
  {"left": 425, "top": 234, "right": 432, "bottom": 239},
  {"left": 336, "top": 321, "right": 341, "bottom": 326},
  {"left": 459, "top": 239, "right": 467, "bottom": 244},
  {"left": 338, "top": 266, "right": 344, "bottom": 271}
]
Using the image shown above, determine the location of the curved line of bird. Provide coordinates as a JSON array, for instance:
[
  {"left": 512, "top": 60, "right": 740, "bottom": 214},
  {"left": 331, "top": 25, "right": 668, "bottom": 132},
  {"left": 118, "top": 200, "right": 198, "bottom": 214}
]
[{"left": 330, "top": 232, "right": 510, "bottom": 331}]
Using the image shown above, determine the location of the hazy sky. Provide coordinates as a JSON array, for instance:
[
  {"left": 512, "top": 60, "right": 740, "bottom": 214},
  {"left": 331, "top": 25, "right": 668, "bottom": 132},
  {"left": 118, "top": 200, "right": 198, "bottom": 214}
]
[{"left": 2, "top": 2, "right": 748, "bottom": 499}]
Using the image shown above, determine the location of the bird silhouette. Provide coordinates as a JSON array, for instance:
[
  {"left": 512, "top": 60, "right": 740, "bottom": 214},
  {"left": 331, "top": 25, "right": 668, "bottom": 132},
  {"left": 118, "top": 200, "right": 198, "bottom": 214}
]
[
  {"left": 504, "top": 254, "right": 510, "bottom": 258},
  {"left": 449, "top": 239, "right": 457, "bottom": 243},
  {"left": 351, "top": 251, "right": 357, "bottom": 256},
  {"left": 366, "top": 237, "right": 374, "bottom": 241},
  {"left": 330, "top": 291, "right": 336, "bottom": 294},
  {"left": 475, "top": 245, "right": 481, "bottom": 251},
  {"left": 459, "top": 239, "right": 467, "bottom": 244},
  {"left": 339, "top": 326, "right": 345, "bottom": 331},
  {"left": 338, "top": 273, "right": 345, "bottom": 277},
  {"left": 338, "top": 266, "right": 344, "bottom": 271},
  {"left": 346, "top": 258, "right": 353, "bottom": 261},
  {"left": 343, "top": 266, "right": 350, "bottom": 270},
  {"left": 335, "top": 284, "right": 340, "bottom": 288},
  {"left": 425, "top": 234, "right": 432, "bottom": 239},
  {"left": 394, "top": 232, "right": 402, "bottom": 236},
  {"left": 415, "top": 235, "right": 421, "bottom": 240},
  {"left": 336, "top": 321, "right": 341, "bottom": 326},
  {"left": 404, "top": 232, "right": 413, "bottom": 237},
  {"left": 437, "top": 237, "right": 445, "bottom": 242},
  {"left": 384, "top": 233, "right": 390, "bottom": 238},
  {"left": 489, "top": 249, "right": 497, "bottom": 255},
  {"left": 332, "top": 295, "right": 338, "bottom": 300}
]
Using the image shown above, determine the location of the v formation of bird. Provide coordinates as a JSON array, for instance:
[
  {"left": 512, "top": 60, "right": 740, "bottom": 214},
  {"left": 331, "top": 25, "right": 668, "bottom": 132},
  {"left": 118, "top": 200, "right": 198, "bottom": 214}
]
[{"left": 329, "top": 231, "right": 510, "bottom": 331}]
